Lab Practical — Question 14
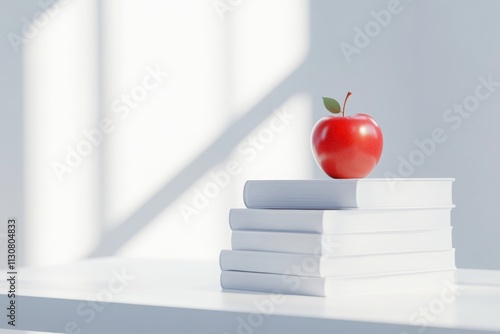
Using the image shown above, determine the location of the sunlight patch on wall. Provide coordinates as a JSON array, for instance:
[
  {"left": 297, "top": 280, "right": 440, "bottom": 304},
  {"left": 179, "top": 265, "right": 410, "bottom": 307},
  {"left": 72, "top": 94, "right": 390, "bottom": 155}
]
[
  {"left": 23, "top": 0, "right": 100, "bottom": 266},
  {"left": 230, "top": 0, "right": 310, "bottom": 116},
  {"left": 117, "top": 93, "right": 313, "bottom": 260}
]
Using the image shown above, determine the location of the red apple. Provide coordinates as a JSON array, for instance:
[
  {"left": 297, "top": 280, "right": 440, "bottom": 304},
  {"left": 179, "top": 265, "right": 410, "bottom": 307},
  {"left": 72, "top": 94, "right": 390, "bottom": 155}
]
[{"left": 311, "top": 92, "right": 383, "bottom": 179}]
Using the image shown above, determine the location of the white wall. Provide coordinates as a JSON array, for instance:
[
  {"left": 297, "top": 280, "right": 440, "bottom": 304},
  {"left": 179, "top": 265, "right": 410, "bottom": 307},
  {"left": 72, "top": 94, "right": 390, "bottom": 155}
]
[
  {"left": 414, "top": 0, "right": 500, "bottom": 269},
  {"left": 0, "top": 0, "right": 47, "bottom": 268},
  {"left": 1, "top": 0, "right": 499, "bottom": 269}
]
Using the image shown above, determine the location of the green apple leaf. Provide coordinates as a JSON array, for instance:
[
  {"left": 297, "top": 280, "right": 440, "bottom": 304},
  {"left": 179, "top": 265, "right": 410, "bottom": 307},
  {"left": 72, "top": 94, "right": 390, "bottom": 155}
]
[{"left": 322, "top": 97, "right": 341, "bottom": 114}]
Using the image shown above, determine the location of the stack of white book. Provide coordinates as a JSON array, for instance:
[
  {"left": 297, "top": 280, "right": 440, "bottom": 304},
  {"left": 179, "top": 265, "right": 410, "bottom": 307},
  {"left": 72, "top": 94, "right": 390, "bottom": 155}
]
[{"left": 220, "top": 178, "right": 456, "bottom": 297}]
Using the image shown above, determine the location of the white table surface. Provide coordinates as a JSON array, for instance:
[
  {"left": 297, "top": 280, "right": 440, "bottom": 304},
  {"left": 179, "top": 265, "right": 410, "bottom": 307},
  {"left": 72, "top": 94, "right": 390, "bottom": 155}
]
[{"left": 0, "top": 257, "right": 499, "bottom": 333}]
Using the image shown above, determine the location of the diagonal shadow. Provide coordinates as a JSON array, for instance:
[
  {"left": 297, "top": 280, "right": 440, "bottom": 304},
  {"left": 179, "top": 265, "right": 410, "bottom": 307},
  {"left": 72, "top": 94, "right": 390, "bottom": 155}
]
[{"left": 89, "top": 63, "right": 311, "bottom": 257}]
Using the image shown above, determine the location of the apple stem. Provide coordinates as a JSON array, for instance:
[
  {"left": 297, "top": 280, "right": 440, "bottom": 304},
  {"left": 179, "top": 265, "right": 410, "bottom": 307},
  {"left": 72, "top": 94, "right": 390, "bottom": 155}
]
[{"left": 342, "top": 92, "right": 352, "bottom": 117}]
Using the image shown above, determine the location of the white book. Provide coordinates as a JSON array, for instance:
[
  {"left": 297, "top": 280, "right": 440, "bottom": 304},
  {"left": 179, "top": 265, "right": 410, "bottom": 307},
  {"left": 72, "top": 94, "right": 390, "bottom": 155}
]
[
  {"left": 220, "top": 269, "right": 456, "bottom": 297},
  {"left": 219, "top": 249, "right": 456, "bottom": 277},
  {"left": 229, "top": 208, "right": 451, "bottom": 234},
  {"left": 231, "top": 228, "right": 452, "bottom": 255},
  {"left": 243, "top": 178, "right": 454, "bottom": 209}
]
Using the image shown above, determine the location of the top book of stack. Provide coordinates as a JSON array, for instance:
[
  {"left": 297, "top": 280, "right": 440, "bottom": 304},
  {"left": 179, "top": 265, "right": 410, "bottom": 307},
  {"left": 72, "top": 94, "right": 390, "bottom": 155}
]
[{"left": 243, "top": 178, "right": 454, "bottom": 210}]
